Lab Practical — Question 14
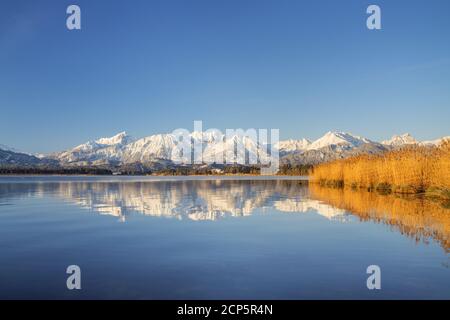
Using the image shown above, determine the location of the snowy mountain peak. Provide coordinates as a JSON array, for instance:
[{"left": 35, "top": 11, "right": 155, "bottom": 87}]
[
  {"left": 381, "top": 133, "right": 417, "bottom": 146},
  {"left": 71, "top": 132, "right": 133, "bottom": 153},
  {"left": 96, "top": 132, "right": 132, "bottom": 146},
  {"left": 307, "top": 131, "right": 370, "bottom": 150},
  {"left": 276, "top": 139, "right": 311, "bottom": 153},
  {"left": 0, "top": 144, "right": 17, "bottom": 152},
  {"left": 420, "top": 136, "right": 450, "bottom": 146}
]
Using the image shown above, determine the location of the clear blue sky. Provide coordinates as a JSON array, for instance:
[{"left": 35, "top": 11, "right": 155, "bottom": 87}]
[{"left": 1, "top": 0, "right": 449, "bottom": 153}]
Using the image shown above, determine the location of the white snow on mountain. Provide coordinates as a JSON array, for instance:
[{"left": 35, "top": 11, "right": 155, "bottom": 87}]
[
  {"left": 420, "top": 136, "right": 450, "bottom": 146},
  {"left": 54, "top": 131, "right": 272, "bottom": 165},
  {"left": 96, "top": 131, "right": 133, "bottom": 146},
  {"left": 124, "top": 134, "right": 176, "bottom": 161},
  {"left": 306, "top": 131, "right": 372, "bottom": 150},
  {"left": 55, "top": 132, "right": 134, "bottom": 163},
  {"left": 38, "top": 130, "right": 450, "bottom": 166},
  {"left": 0, "top": 143, "right": 32, "bottom": 155},
  {"left": 72, "top": 131, "right": 133, "bottom": 152},
  {"left": 381, "top": 133, "right": 418, "bottom": 146},
  {"left": 275, "top": 138, "right": 311, "bottom": 153},
  {"left": 381, "top": 133, "right": 450, "bottom": 147},
  {"left": 0, "top": 144, "right": 17, "bottom": 152},
  {"left": 275, "top": 132, "right": 373, "bottom": 154}
]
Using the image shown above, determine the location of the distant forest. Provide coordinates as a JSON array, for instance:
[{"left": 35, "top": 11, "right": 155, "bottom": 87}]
[
  {"left": 0, "top": 164, "right": 312, "bottom": 176},
  {"left": 0, "top": 167, "right": 113, "bottom": 175}
]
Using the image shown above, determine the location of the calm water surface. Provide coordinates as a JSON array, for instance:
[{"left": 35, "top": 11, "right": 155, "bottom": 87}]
[{"left": 0, "top": 176, "right": 448, "bottom": 299}]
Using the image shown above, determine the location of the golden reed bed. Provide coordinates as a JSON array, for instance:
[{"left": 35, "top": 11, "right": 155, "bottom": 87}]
[
  {"left": 309, "top": 184, "right": 450, "bottom": 252},
  {"left": 311, "top": 141, "right": 450, "bottom": 198}
]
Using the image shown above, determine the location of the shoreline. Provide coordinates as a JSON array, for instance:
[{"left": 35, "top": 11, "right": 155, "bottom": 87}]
[
  {"left": 309, "top": 180, "right": 450, "bottom": 201},
  {"left": 0, "top": 174, "right": 309, "bottom": 183}
]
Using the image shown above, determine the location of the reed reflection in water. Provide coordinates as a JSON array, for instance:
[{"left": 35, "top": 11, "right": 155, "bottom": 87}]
[{"left": 309, "top": 184, "right": 450, "bottom": 252}]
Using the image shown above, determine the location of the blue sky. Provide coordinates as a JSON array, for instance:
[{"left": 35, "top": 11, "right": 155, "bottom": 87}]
[{"left": 1, "top": 0, "right": 450, "bottom": 153}]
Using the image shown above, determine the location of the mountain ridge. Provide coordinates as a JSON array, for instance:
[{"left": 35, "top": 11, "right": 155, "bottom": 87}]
[{"left": 1, "top": 131, "right": 449, "bottom": 169}]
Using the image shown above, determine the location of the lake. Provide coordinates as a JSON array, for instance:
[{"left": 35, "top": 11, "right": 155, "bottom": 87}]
[{"left": 0, "top": 176, "right": 448, "bottom": 299}]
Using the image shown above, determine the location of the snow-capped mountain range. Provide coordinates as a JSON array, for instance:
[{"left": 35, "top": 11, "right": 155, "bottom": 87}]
[
  {"left": 381, "top": 133, "right": 418, "bottom": 146},
  {"left": 1, "top": 131, "right": 449, "bottom": 167},
  {"left": 49, "top": 130, "right": 272, "bottom": 165},
  {"left": 0, "top": 144, "right": 19, "bottom": 153},
  {"left": 381, "top": 133, "right": 450, "bottom": 147},
  {"left": 276, "top": 131, "right": 375, "bottom": 154}
]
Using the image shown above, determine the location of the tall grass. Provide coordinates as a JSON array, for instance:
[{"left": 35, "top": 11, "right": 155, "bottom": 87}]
[{"left": 311, "top": 141, "right": 450, "bottom": 197}]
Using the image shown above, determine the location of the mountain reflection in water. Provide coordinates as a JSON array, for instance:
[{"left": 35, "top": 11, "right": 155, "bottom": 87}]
[{"left": 0, "top": 179, "right": 448, "bottom": 251}]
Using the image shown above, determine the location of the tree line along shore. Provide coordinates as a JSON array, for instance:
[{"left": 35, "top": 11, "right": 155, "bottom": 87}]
[{"left": 0, "top": 164, "right": 311, "bottom": 176}]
